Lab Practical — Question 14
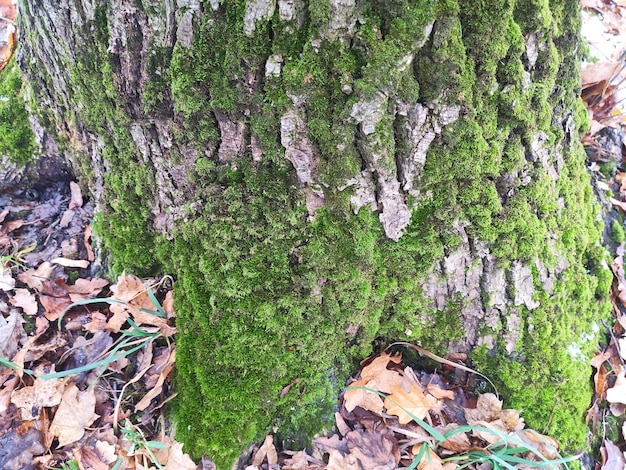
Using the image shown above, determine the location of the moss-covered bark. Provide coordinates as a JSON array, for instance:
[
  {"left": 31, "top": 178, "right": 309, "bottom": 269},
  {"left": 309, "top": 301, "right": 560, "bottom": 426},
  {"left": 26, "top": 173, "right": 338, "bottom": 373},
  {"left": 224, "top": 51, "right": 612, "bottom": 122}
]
[{"left": 18, "top": 0, "right": 611, "bottom": 467}]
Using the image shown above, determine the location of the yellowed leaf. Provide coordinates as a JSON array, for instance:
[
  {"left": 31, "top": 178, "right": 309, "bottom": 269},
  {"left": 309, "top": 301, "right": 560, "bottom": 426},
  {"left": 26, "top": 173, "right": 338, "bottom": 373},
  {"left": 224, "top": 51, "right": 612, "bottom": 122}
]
[
  {"left": 49, "top": 384, "right": 99, "bottom": 447},
  {"left": 384, "top": 384, "right": 437, "bottom": 424},
  {"left": 413, "top": 444, "right": 444, "bottom": 470},
  {"left": 366, "top": 368, "right": 411, "bottom": 395},
  {"left": 360, "top": 352, "right": 402, "bottom": 381},
  {"left": 344, "top": 378, "right": 384, "bottom": 414}
]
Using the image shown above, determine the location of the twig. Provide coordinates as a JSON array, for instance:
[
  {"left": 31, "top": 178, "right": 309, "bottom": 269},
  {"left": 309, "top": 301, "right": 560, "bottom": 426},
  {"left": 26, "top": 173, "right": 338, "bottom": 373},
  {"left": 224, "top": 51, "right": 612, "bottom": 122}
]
[{"left": 601, "top": 318, "right": 626, "bottom": 370}]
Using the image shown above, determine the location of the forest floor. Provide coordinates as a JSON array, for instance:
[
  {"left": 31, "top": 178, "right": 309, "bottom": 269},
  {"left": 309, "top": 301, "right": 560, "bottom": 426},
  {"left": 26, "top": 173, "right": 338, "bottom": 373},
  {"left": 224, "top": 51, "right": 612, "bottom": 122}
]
[{"left": 3, "top": 1, "right": 626, "bottom": 470}]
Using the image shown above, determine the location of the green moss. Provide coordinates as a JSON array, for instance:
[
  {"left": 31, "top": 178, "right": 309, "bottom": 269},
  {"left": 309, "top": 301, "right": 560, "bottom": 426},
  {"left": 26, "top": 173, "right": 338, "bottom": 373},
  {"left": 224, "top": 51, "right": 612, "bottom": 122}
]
[
  {"left": 612, "top": 220, "right": 626, "bottom": 244},
  {"left": 21, "top": 0, "right": 610, "bottom": 466},
  {"left": 0, "top": 59, "right": 36, "bottom": 164}
]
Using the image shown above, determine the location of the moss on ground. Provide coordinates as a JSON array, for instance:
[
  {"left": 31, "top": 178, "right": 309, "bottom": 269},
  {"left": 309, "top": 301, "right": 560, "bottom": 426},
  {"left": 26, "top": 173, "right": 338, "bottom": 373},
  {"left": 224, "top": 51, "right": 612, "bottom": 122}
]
[{"left": 25, "top": 0, "right": 611, "bottom": 467}]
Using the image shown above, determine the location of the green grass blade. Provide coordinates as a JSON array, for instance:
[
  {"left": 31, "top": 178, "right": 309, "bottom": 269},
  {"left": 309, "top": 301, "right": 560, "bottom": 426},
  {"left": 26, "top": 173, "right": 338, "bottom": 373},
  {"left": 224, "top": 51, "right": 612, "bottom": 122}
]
[
  {"left": 0, "top": 357, "right": 33, "bottom": 375},
  {"left": 38, "top": 342, "right": 146, "bottom": 379},
  {"left": 406, "top": 442, "right": 429, "bottom": 470},
  {"left": 145, "top": 284, "right": 166, "bottom": 317}
]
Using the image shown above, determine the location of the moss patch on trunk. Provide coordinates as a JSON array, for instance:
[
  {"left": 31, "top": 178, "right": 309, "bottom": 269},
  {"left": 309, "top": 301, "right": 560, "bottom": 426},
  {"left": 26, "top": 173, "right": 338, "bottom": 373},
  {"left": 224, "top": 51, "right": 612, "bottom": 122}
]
[{"left": 20, "top": 0, "right": 611, "bottom": 467}]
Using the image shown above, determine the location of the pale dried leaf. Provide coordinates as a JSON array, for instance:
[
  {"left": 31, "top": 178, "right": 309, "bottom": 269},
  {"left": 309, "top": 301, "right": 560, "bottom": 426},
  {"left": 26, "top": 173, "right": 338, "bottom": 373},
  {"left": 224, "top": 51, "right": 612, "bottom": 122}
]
[
  {"left": 51, "top": 257, "right": 90, "bottom": 269},
  {"left": 602, "top": 439, "right": 626, "bottom": 470},
  {"left": 66, "top": 277, "right": 109, "bottom": 295},
  {"left": 163, "top": 290, "right": 175, "bottom": 318},
  {"left": 165, "top": 442, "right": 197, "bottom": 470},
  {"left": 69, "top": 181, "right": 83, "bottom": 210},
  {"left": 0, "top": 309, "right": 24, "bottom": 360},
  {"left": 49, "top": 384, "right": 99, "bottom": 447},
  {"left": 582, "top": 61, "right": 622, "bottom": 87},
  {"left": 344, "top": 378, "right": 384, "bottom": 414},
  {"left": 335, "top": 411, "right": 351, "bottom": 436},
  {"left": 607, "top": 372, "right": 626, "bottom": 405},
  {"left": 252, "top": 435, "right": 278, "bottom": 467},
  {"left": 365, "top": 368, "right": 411, "bottom": 394},
  {"left": 439, "top": 424, "right": 472, "bottom": 452},
  {"left": 9, "top": 288, "right": 38, "bottom": 315},
  {"left": 471, "top": 420, "right": 507, "bottom": 445},
  {"left": 135, "top": 349, "right": 175, "bottom": 411},
  {"left": 414, "top": 445, "right": 444, "bottom": 470},
  {"left": 517, "top": 429, "right": 560, "bottom": 460},
  {"left": 0, "top": 265, "right": 15, "bottom": 291},
  {"left": 95, "top": 439, "right": 118, "bottom": 464}
]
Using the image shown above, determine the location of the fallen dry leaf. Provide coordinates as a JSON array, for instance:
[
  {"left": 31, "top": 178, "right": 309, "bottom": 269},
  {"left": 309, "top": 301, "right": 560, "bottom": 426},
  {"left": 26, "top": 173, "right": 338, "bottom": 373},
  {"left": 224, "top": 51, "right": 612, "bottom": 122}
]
[
  {"left": 68, "top": 182, "right": 83, "bottom": 210},
  {"left": 250, "top": 434, "right": 279, "bottom": 468},
  {"left": 345, "top": 429, "right": 398, "bottom": 470},
  {"left": 11, "top": 370, "right": 68, "bottom": 420},
  {"left": 439, "top": 424, "right": 472, "bottom": 452},
  {"left": 425, "top": 383, "right": 455, "bottom": 400},
  {"left": 0, "top": 265, "right": 15, "bottom": 291},
  {"left": 0, "top": 309, "right": 25, "bottom": 360},
  {"left": 414, "top": 444, "right": 444, "bottom": 470},
  {"left": 165, "top": 441, "right": 197, "bottom": 470},
  {"left": 343, "top": 378, "right": 384, "bottom": 414},
  {"left": 39, "top": 294, "right": 72, "bottom": 322},
  {"left": 17, "top": 262, "right": 55, "bottom": 291},
  {"left": 9, "top": 288, "right": 38, "bottom": 315},
  {"left": 50, "top": 257, "right": 90, "bottom": 269},
  {"left": 135, "top": 348, "right": 175, "bottom": 411},
  {"left": 360, "top": 352, "right": 403, "bottom": 381},
  {"left": 49, "top": 383, "right": 99, "bottom": 447},
  {"left": 602, "top": 439, "right": 626, "bottom": 470},
  {"left": 607, "top": 372, "right": 626, "bottom": 405},
  {"left": 384, "top": 384, "right": 437, "bottom": 424},
  {"left": 464, "top": 393, "right": 503, "bottom": 425},
  {"left": 517, "top": 429, "right": 560, "bottom": 460}
]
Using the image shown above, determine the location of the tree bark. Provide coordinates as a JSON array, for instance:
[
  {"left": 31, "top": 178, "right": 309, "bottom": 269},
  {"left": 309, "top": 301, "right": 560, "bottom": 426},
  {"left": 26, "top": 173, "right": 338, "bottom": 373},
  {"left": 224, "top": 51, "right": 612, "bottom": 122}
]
[{"left": 18, "top": 0, "right": 610, "bottom": 466}]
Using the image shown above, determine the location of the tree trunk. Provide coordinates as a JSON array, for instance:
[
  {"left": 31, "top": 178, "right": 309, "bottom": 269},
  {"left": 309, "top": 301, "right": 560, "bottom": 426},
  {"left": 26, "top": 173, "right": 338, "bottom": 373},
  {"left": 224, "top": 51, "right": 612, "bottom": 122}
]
[{"left": 18, "top": 0, "right": 610, "bottom": 466}]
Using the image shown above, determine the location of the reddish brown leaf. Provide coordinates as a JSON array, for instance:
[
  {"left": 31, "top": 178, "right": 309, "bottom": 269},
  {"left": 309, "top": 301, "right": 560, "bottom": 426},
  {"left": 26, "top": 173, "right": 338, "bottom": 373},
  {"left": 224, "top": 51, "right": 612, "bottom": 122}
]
[{"left": 39, "top": 295, "right": 72, "bottom": 322}]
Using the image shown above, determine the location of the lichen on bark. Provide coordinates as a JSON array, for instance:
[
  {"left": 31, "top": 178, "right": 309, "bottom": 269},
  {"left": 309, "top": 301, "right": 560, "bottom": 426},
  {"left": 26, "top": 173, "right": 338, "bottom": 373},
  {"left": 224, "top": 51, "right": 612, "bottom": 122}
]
[{"left": 17, "top": 0, "right": 611, "bottom": 467}]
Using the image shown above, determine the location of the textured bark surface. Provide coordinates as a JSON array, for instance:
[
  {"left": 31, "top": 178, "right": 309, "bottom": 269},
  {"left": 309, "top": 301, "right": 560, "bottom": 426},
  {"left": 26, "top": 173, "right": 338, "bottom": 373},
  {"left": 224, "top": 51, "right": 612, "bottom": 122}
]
[{"left": 17, "top": 0, "right": 611, "bottom": 466}]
